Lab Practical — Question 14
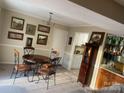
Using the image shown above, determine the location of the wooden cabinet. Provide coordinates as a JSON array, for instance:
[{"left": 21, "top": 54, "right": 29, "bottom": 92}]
[
  {"left": 78, "top": 43, "right": 99, "bottom": 86},
  {"left": 96, "top": 68, "right": 124, "bottom": 89}
]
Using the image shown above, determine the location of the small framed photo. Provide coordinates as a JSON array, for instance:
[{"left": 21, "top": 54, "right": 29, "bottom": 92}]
[
  {"left": 68, "top": 37, "right": 72, "bottom": 45},
  {"left": 25, "top": 24, "right": 36, "bottom": 35},
  {"left": 37, "top": 34, "right": 48, "bottom": 45},
  {"left": 89, "top": 32, "right": 105, "bottom": 45},
  {"left": 38, "top": 24, "right": 50, "bottom": 33},
  {"left": 26, "top": 37, "right": 33, "bottom": 47},
  {"left": 8, "top": 31, "right": 24, "bottom": 40},
  {"left": 11, "top": 16, "right": 25, "bottom": 30}
]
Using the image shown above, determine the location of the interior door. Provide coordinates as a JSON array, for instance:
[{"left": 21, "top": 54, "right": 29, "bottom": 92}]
[{"left": 52, "top": 28, "right": 68, "bottom": 63}]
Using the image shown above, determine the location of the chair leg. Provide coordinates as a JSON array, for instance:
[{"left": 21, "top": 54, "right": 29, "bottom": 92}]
[
  {"left": 54, "top": 74, "right": 56, "bottom": 86},
  {"left": 36, "top": 74, "right": 40, "bottom": 84},
  {"left": 32, "top": 68, "right": 36, "bottom": 81},
  {"left": 27, "top": 70, "right": 31, "bottom": 82},
  {"left": 13, "top": 70, "right": 18, "bottom": 85},
  {"left": 10, "top": 68, "right": 15, "bottom": 78},
  {"left": 47, "top": 75, "right": 49, "bottom": 90}
]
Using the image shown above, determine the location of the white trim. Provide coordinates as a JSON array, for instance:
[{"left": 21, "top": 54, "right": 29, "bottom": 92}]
[
  {"left": 0, "top": 43, "right": 51, "bottom": 51},
  {"left": 35, "top": 48, "right": 50, "bottom": 51},
  {"left": 0, "top": 61, "right": 14, "bottom": 64},
  {"left": 0, "top": 44, "right": 23, "bottom": 48}
]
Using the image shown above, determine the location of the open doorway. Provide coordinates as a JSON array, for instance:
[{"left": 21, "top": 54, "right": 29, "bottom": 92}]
[{"left": 70, "top": 32, "right": 90, "bottom": 77}]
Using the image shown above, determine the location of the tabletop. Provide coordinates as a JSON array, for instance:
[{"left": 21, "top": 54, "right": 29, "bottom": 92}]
[{"left": 23, "top": 54, "right": 50, "bottom": 64}]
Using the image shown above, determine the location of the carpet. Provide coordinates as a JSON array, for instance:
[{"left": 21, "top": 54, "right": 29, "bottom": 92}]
[{"left": 0, "top": 71, "right": 90, "bottom": 93}]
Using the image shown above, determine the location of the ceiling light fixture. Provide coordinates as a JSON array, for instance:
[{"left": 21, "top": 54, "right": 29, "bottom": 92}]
[{"left": 47, "top": 12, "right": 53, "bottom": 25}]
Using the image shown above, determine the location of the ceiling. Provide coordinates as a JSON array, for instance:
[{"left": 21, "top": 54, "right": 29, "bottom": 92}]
[{"left": 0, "top": 0, "right": 124, "bottom": 34}]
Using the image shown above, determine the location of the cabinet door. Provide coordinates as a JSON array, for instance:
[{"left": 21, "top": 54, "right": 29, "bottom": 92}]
[
  {"left": 96, "top": 69, "right": 113, "bottom": 88},
  {"left": 78, "top": 46, "right": 92, "bottom": 85},
  {"left": 96, "top": 68, "right": 124, "bottom": 89},
  {"left": 78, "top": 63, "right": 89, "bottom": 84}
]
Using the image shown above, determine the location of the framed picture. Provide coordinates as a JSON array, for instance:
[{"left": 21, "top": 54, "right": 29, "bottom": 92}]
[
  {"left": 11, "top": 16, "right": 25, "bottom": 30},
  {"left": 8, "top": 31, "right": 24, "bottom": 40},
  {"left": 68, "top": 37, "right": 72, "bottom": 45},
  {"left": 25, "top": 24, "right": 36, "bottom": 35},
  {"left": 74, "top": 45, "right": 85, "bottom": 55},
  {"left": 89, "top": 32, "right": 105, "bottom": 45},
  {"left": 38, "top": 24, "right": 50, "bottom": 33},
  {"left": 26, "top": 37, "right": 33, "bottom": 47},
  {"left": 37, "top": 34, "right": 48, "bottom": 45}
]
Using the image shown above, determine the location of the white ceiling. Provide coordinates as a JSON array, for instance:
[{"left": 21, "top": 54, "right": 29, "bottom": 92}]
[{"left": 0, "top": 0, "right": 124, "bottom": 34}]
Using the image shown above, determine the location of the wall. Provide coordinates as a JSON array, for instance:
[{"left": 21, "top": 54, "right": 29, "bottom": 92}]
[
  {"left": 0, "top": 9, "right": 69, "bottom": 64},
  {"left": 0, "top": 8, "right": 1, "bottom": 41}
]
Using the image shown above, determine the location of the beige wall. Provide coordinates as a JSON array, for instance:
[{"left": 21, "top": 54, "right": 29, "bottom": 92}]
[
  {"left": 0, "top": 8, "right": 1, "bottom": 41},
  {"left": 0, "top": 9, "right": 69, "bottom": 64}
]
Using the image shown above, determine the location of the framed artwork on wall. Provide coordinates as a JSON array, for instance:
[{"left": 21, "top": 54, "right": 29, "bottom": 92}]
[
  {"left": 37, "top": 34, "right": 48, "bottom": 45},
  {"left": 68, "top": 37, "right": 72, "bottom": 45},
  {"left": 38, "top": 24, "right": 50, "bottom": 33},
  {"left": 26, "top": 37, "right": 33, "bottom": 47},
  {"left": 11, "top": 16, "right": 25, "bottom": 30},
  {"left": 25, "top": 24, "right": 36, "bottom": 35},
  {"left": 8, "top": 31, "right": 24, "bottom": 40},
  {"left": 89, "top": 32, "right": 105, "bottom": 45}
]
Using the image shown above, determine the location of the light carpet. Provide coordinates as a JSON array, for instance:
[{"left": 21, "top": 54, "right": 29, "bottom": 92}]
[{"left": 0, "top": 70, "right": 90, "bottom": 93}]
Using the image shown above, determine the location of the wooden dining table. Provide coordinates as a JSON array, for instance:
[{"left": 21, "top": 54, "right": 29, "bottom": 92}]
[{"left": 23, "top": 54, "right": 50, "bottom": 64}]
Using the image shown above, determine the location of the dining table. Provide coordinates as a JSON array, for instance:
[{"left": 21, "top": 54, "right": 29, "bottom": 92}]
[
  {"left": 22, "top": 54, "right": 51, "bottom": 81},
  {"left": 23, "top": 54, "right": 50, "bottom": 65}
]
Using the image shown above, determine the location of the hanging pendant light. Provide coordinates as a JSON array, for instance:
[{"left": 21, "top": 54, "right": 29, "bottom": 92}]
[{"left": 47, "top": 12, "right": 53, "bottom": 25}]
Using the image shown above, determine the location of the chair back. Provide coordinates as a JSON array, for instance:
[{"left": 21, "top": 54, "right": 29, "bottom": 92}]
[
  {"left": 51, "top": 57, "right": 62, "bottom": 68},
  {"left": 14, "top": 49, "right": 20, "bottom": 65},
  {"left": 24, "top": 46, "right": 35, "bottom": 55},
  {"left": 50, "top": 49, "right": 59, "bottom": 59}
]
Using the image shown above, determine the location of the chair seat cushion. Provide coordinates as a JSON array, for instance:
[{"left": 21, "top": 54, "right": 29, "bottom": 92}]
[
  {"left": 15, "top": 64, "right": 30, "bottom": 71},
  {"left": 38, "top": 68, "right": 55, "bottom": 75}
]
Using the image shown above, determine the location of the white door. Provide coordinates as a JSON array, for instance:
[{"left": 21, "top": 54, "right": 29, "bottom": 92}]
[{"left": 52, "top": 28, "right": 68, "bottom": 64}]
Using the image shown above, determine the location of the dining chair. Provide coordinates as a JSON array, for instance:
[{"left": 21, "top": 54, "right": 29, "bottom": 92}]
[
  {"left": 10, "top": 49, "right": 31, "bottom": 84},
  {"left": 23, "top": 46, "right": 37, "bottom": 82},
  {"left": 23, "top": 46, "right": 35, "bottom": 55},
  {"left": 50, "top": 57, "right": 62, "bottom": 69},
  {"left": 49, "top": 49, "right": 59, "bottom": 60},
  {"left": 37, "top": 63, "right": 56, "bottom": 89}
]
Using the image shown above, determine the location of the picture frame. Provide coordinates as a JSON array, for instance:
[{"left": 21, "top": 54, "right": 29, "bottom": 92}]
[
  {"left": 68, "top": 37, "right": 72, "bottom": 45},
  {"left": 11, "top": 16, "right": 25, "bottom": 30},
  {"left": 74, "top": 45, "right": 85, "bottom": 55},
  {"left": 8, "top": 31, "right": 24, "bottom": 40},
  {"left": 38, "top": 24, "right": 50, "bottom": 33},
  {"left": 89, "top": 32, "right": 105, "bottom": 45},
  {"left": 37, "top": 34, "right": 48, "bottom": 45},
  {"left": 25, "top": 24, "right": 36, "bottom": 35},
  {"left": 26, "top": 37, "right": 33, "bottom": 47}
]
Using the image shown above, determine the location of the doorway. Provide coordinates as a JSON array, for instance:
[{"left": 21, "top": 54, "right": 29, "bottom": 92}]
[{"left": 70, "top": 32, "right": 90, "bottom": 77}]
